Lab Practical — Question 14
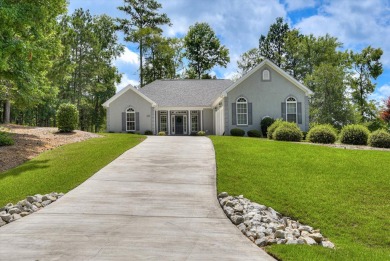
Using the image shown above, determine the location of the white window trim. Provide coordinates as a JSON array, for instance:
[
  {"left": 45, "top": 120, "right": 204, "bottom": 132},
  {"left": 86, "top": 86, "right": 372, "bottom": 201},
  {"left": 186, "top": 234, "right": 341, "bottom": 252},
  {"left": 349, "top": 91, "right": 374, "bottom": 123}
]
[
  {"left": 160, "top": 114, "right": 167, "bottom": 132},
  {"left": 236, "top": 97, "right": 248, "bottom": 126},
  {"left": 126, "top": 107, "right": 136, "bottom": 131},
  {"left": 262, "top": 69, "right": 270, "bottom": 81},
  {"left": 286, "top": 97, "right": 297, "bottom": 123}
]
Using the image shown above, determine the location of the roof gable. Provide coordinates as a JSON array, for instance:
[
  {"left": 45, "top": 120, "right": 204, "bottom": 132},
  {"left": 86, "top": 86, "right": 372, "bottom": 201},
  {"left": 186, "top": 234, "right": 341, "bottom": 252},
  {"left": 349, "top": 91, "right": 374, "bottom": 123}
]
[
  {"left": 102, "top": 84, "right": 157, "bottom": 108},
  {"left": 223, "top": 59, "right": 314, "bottom": 96}
]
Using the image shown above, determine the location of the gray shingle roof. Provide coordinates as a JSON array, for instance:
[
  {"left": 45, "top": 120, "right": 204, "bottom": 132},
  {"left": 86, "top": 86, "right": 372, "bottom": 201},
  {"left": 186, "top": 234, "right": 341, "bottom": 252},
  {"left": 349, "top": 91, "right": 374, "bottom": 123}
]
[{"left": 138, "top": 79, "right": 233, "bottom": 107}]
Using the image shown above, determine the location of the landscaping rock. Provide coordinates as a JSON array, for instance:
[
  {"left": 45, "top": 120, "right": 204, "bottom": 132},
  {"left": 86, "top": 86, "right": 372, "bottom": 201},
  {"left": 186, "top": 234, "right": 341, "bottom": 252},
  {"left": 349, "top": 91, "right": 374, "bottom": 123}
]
[
  {"left": 218, "top": 192, "right": 335, "bottom": 250},
  {"left": 0, "top": 192, "right": 63, "bottom": 229}
]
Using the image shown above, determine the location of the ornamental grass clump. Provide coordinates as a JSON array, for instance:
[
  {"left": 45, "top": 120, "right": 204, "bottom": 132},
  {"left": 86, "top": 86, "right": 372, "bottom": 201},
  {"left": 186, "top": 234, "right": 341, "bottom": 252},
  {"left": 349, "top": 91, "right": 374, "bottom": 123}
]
[
  {"left": 267, "top": 119, "right": 284, "bottom": 139},
  {"left": 230, "top": 128, "right": 245, "bottom": 137},
  {"left": 272, "top": 122, "right": 303, "bottom": 142},
  {"left": 307, "top": 124, "right": 338, "bottom": 144},
  {"left": 56, "top": 103, "right": 79, "bottom": 133},
  {"left": 368, "top": 129, "right": 390, "bottom": 148},
  {"left": 340, "top": 124, "right": 370, "bottom": 145}
]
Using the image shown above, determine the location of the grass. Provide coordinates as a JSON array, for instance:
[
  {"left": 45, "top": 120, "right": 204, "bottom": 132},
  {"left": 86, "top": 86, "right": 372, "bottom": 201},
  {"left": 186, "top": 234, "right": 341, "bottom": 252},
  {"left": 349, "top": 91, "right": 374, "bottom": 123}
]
[
  {"left": 0, "top": 133, "right": 144, "bottom": 206},
  {"left": 210, "top": 136, "right": 390, "bottom": 261}
]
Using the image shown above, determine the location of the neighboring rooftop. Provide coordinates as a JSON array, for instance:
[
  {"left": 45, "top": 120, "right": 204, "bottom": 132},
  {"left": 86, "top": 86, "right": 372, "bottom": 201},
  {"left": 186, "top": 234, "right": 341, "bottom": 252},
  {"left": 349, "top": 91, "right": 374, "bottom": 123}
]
[{"left": 138, "top": 79, "right": 233, "bottom": 107}]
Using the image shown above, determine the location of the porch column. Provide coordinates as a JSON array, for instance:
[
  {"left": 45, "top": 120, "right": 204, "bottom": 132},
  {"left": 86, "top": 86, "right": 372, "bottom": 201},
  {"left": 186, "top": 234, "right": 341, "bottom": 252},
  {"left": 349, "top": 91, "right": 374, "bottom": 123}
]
[
  {"left": 188, "top": 110, "right": 190, "bottom": 135},
  {"left": 167, "top": 110, "right": 170, "bottom": 135},
  {"left": 155, "top": 110, "right": 158, "bottom": 134},
  {"left": 200, "top": 109, "right": 203, "bottom": 131}
]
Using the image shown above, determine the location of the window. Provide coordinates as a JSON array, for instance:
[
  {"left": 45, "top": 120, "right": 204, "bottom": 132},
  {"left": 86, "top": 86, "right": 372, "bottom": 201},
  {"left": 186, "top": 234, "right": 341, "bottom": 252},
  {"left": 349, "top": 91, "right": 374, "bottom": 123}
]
[
  {"left": 236, "top": 97, "right": 248, "bottom": 125},
  {"left": 126, "top": 107, "right": 135, "bottom": 131},
  {"left": 191, "top": 115, "right": 198, "bottom": 132},
  {"left": 262, "top": 69, "right": 270, "bottom": 81},
  {"left": 286, "top": 97, "right": 297, "bottom": 123},
  {"left": 160, "top": 115, "right": 167, "bottom": 132}
]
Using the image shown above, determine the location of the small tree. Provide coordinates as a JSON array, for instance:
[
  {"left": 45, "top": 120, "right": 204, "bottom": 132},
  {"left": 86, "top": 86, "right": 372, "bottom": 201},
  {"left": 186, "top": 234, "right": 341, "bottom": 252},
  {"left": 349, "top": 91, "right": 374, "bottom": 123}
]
[
  {"left": 57, "top": 103, "right": 79, "bottom": 132},
  {"left": 380, "top": 96, "right": 390, "bottom": 125}
]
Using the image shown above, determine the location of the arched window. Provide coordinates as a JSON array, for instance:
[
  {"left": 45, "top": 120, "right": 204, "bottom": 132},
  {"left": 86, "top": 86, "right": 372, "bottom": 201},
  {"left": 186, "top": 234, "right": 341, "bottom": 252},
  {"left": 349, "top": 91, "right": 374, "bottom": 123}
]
[
  {"left": 286, "top": 97, "right": 297, "bottom": 123},
  {"left": 126, "top": 107, "right": 136, "bottom": 131},
  {"left": 262, "top": 69, "right": 270, "bottom": 81},
  {"left": 236, "top": 97, "right": 248, "bottom": 125}
]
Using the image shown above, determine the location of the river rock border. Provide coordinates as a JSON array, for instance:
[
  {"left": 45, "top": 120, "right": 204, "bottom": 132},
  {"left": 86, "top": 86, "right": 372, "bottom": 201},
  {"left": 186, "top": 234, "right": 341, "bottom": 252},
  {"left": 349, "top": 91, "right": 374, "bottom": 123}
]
[
  {"left": 218, "top": 192, "right": 335, "bottom": 249},
  {"left": 0, "top": 192, "right": 63, "bottom": 227}
]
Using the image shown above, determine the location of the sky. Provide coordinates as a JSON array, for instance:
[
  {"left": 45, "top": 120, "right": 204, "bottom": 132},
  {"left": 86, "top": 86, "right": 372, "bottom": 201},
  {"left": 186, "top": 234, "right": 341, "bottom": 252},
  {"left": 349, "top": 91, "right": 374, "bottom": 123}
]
[{"left": 68, "top": 0, "right": 390, "bottom": 104}]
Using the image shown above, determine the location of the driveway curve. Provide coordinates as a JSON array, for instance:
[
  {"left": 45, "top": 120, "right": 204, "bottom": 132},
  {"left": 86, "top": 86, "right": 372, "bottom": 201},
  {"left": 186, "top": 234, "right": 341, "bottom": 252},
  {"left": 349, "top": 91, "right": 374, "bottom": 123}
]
[{"left": 0, "top": 136, "right": 274, "bottom": 260}]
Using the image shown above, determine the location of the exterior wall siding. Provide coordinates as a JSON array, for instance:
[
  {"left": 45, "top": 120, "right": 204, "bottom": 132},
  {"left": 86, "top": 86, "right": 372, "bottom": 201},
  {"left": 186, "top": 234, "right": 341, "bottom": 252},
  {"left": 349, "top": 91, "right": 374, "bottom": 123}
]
[
  {"left": 202, "top": 109, "right": 214, "bottom": 135},
  {"left": 107, "top": 89, "right": 153, "bottom": 133},
  {"left": 226, "top": 65, "right": 309, "bottom": 134}
]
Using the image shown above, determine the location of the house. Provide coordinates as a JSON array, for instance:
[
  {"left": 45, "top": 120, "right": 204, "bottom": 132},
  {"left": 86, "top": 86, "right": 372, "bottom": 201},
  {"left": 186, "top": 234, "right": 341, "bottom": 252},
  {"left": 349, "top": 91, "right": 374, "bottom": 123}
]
[{"left": 102, "top": 59, "right": 314, "bottom": 135}]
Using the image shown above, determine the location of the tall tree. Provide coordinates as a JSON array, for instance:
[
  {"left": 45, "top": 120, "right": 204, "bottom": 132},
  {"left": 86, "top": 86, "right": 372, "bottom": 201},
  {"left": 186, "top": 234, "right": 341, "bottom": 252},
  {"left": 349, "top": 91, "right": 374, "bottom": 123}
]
[
  {"left": 258, "top": 17, "right": 289, "bottom": 67},
  {"left": 237, "top": 48, "right": 263, "bottom": 74},
  {"left": 0, "top": 0, "right": 67, "bottom": 123},
  {"left": 117, "top": 0, "right": 170, "bottom": 87},
  {"left": 142, "top": 35, "right": 178, "bottom": 84},
  {"left": 184, "top": 22, "right": 230, "bottom": 79},
  {"left": 55, "top": 9, "right": 123, "bottom": 131},
  {"left": 305, "top": 64, "right": 354, "bottom": 127},
  {"left": 349, "top": 46, "right": 383, "bottom": 121}
]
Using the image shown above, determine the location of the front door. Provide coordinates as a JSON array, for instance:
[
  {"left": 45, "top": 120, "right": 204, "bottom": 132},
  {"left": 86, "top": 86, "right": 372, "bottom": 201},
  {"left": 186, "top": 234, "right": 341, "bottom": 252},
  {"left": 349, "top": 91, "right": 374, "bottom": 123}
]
[{"left": 175, "top": 116, "right": 184, "bottom": 135}]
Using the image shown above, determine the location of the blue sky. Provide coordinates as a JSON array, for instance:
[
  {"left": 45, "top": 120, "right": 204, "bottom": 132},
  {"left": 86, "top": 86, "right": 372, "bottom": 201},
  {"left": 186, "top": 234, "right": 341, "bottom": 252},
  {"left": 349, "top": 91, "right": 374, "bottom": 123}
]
[{"left": 68, "top": 0, "right": 390, "bottom": 104}]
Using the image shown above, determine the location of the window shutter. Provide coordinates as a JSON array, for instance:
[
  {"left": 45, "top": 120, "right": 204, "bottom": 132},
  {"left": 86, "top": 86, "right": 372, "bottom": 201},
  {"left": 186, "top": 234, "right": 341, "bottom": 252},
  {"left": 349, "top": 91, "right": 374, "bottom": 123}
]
[
  {"left": 281, "top": 102, "right": 286, "bottom": 120},
  {"left": 232, "top": 103, "right": 236, "bottom": 125},
  {"left": 297, "top": 102, "right": 302, "bottom": 124},
  {"left": 122, "top": 112, "right": 126, "bottom": 132},
  {"left": 135, "top": 112, "right": 140, "bottom": 131},
  {"left": 248, "top": 102, "right": 253, "bottom": 125}
]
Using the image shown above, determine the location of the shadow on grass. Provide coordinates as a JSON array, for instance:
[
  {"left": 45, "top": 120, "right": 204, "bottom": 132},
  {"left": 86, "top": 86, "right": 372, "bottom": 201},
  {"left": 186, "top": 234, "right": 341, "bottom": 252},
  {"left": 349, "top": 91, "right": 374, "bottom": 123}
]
[{"left": 0, "top": 159, "right": 50, "bottom": 179}]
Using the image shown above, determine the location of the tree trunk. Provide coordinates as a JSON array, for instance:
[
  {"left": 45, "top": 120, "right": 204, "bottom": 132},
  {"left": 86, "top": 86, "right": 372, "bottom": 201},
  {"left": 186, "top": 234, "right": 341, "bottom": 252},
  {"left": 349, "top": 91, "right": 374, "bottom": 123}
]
[
  {"left": 140, "top": 38, "right": 143, "bottom": 87},
  {"left": 4, "top": 100, "right": 10, "bottom": 124}
]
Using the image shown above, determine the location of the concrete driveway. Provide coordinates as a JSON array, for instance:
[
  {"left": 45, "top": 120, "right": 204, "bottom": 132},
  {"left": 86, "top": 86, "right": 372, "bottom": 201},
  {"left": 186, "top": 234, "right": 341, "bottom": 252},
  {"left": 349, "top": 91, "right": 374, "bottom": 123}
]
[{"left": 0, "top": 136, "right": 274, "bottom": 260}]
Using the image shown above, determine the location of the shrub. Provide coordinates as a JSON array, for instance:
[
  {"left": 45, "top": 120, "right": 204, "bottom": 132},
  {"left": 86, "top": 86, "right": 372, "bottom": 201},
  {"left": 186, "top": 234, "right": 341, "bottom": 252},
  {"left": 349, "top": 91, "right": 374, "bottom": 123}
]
[
  {"left": 368, "top": 130, "right": 390, "bottom": 148},
  {"left": 56, "top": 103, "right": 79, "bottom": 133},
  {"left": 267, "top": 119, "right": 286, "bottom": 139},
  {"left": 273, "top": 123, "right": 303, "bottom": 142},
  {"left": 0, "top": 132, "right": 14, "bottom": 146},
  {"left": 230, "top": 128, "right": 245, "bottom": 137},
  {"left": 158, "top": 131, "right": 166, "bottom": 136},
  {"left": 307, "top": 124, "right": 338, "bottom": 144},
  {"left": 340, "top": 124, "right": 370, "bottom": 145},
  {"left": 261, "top": 117, "right": 275, "bottom": 137},
  {"left": 247, "top": 129, "right": 262, "bottom": 138},
  {"left": 144, "top": 130, "right": 153, "bottom": 135},
  {"left": 197, "top": 131, "right": 206, "bottom": 136}
]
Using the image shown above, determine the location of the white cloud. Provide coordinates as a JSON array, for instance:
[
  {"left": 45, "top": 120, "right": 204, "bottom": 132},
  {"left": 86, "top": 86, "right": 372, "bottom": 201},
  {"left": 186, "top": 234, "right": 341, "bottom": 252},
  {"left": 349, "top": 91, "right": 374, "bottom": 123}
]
[
  {"left": 284, "top": 0, "right": 315, "bottom": 11},
  {"left": 115, "top": 46, "right": 139, "bottom": 65},
  {"left": 295, "top": 0, "right": 390, "bottom": 67},
  {"left": 116, "top": 74, "right": 139, "bottom": 93},
  {"left": 223, "top": 71, "right": 242, "bottom": 82},
  {"left": 369, "top": 84, "right": 390, "bottom": 105}
]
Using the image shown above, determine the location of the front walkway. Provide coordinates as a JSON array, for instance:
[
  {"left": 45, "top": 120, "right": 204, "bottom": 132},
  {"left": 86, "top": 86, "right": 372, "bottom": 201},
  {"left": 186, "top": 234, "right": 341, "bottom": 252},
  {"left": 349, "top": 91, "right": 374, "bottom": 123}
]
[{"left": 0, "top": 136, "right": 274, "bottom": 260}]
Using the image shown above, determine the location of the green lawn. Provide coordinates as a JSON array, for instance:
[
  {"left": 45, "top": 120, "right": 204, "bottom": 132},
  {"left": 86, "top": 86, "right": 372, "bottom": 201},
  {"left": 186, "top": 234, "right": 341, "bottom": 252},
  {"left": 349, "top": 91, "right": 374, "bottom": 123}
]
[
  {"left": 210, "top": 136, "right": 390, "bottom": 261},
  {"left": 0, "top": 133, "right": 144, "bottom": 206}
]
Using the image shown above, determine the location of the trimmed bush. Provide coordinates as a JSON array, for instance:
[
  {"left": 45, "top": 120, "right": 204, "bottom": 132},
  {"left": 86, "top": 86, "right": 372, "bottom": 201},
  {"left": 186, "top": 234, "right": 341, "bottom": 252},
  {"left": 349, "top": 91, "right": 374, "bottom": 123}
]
[
  {"left": 197, "top": 131, "right": 206, "bottom": 136},
  {"left": 267, "top": 119, "right": 286, "bottom": 139},
  {"left": 158, "top": 131, "right": 166, "bottom": 136},
  {"left": 261, "top": 117, "right": 275, "bottom": 137},
  {"left": 273, "top": 123, "right": 303, "bottom": 142},
  {"left": 369, "top": 130, "right": 390, "bottom": 148},
  {"left": 340, "top": 124, "right": 370, "bottom": 145},
  {"left": 56, "top": 103, "right": 79, "bottom": 133},
  {"left": 144, "top": 130, "right": 153, "bottom": 135},
  {"left": 307, "top": 124, "right": 338, "bottom": 144},
  {"left": 0, "top": 132, "right": 14, "bottom": 146},
  {"left": 230, "top": 128, "right": 245, "bottom": 137},
  {"left": 247, "top": 129, "right": 262, "bottom": 138}
]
